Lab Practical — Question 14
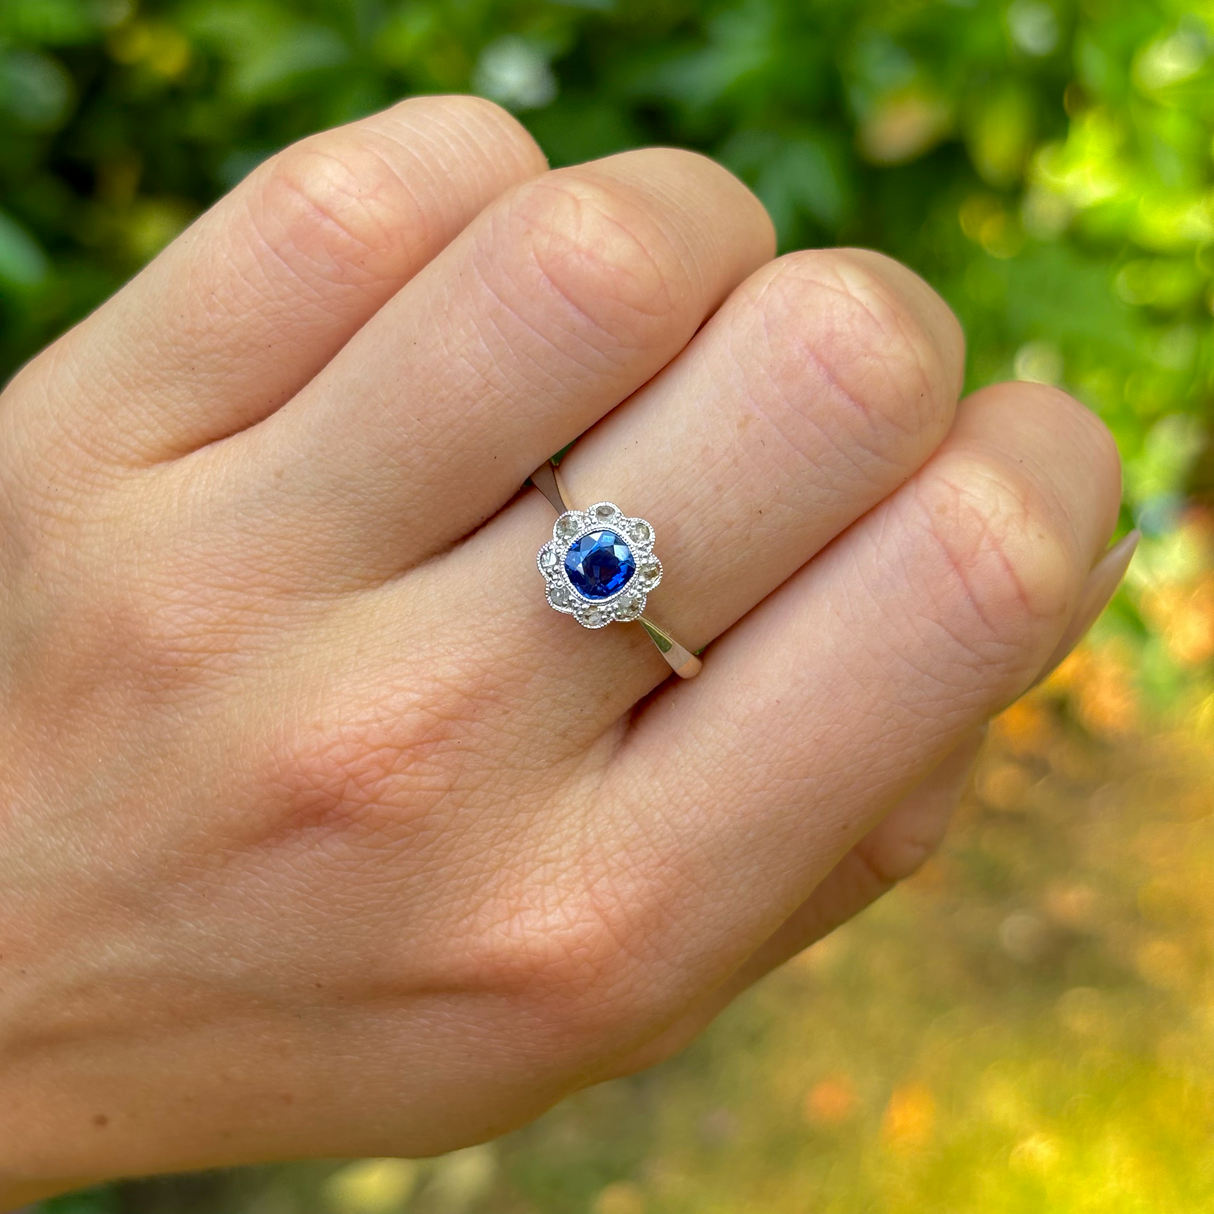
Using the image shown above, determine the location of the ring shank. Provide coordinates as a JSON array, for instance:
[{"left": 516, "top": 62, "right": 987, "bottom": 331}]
[{"left": 529, "top": 460, "right": 702, "bottom": 679}]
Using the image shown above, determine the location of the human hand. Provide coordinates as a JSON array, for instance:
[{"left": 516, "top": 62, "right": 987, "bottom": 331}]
[{"left": 0, "top": 95, "right": 1123, "bottom": 1201}]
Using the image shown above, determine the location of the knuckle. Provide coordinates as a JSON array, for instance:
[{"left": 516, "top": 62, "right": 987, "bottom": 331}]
[
  {"left": 751, "top": 249, "right": 957, "bottom": 447},
  {"left": 1017, "top": 382, "right": 1122, "bottom": 491},
  {"left": 491, "top": 171, "right": 695, "bottom": 357},
  {"left": 910, "top": 448, "right": 1075, "bottom": 671},
  {"left": 844, "top": 248, "right": 965, "bottom": 383},
  {"left": 861, "top": 833, "right": 938, "bottom": 885},
  {"left": 252, "top": 134, "right": 421, "bottom": 284},
  {"left": 88, "top": 573, "right": 247, "bottom": 687},
  {"left": 857, "top": 809, "right": 949, "bottom": 886},
  {"left": 4, "top": 573, "right": 234, "bottom": 751},
  {"left": 472, "top": 902, "right": 627, "bottom": 1011},
  {"left": 257, "top": 675, "right": 504, "bottom": 846},
  {"left": 413, "top": 92, "right": 543, "bottom": 163},
  {"left": 0, "top": 347, "right": 131, "bottom": 510},
  {"left": 454, "top": 869, "right": 671, "bottom": 1056},
  {"left": 258, "top": 719, "right": 434, "bottom": 849}
]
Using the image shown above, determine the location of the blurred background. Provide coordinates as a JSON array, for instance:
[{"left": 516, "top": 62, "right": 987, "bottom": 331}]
[{"left": 2, "top": 0, "right": 1211, "bottom": 1210}]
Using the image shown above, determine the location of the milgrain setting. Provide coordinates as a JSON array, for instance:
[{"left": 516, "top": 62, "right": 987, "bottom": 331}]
[
  {"left": 528, "top": 458, "right": 701, "bottom": 678},
  {"left": 537, "top": 502, "right": 663, "bottom": 630}
]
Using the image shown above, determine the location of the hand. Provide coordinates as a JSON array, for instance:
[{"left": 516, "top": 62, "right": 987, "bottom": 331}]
[{"left": 0, "top": 95, "right": 1121, "bottom": 1200}]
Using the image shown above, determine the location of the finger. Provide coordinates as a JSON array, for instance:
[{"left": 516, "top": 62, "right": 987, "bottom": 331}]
[
  {"left": 1028, "top": 528, "right": 1138, "bottom": 690},
  {"left": 596, "top": 382, "right": 1120, "bottom": 1017},
  {"left": 597, "top": 726, "right": 987, "bottom": 1080},
  {"left": 623, "top": 522, "right": 1137, "bottom": 1070},
  {"left": 3, "top": 96, "right": 547, "bottom": 468},
  {"left": 196, "top": 148, "right": 775, "bottom": 583},
  {"left": 392, "top": 247, "right": 963, "bottom": 731}
]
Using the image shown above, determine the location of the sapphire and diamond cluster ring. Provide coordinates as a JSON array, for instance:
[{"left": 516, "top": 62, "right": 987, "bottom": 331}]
[
  {"left": 537, "top": 502, "right": 661, "bottom": 629},
  {"left": 529, "top": 459, "right": 702, "bottom": 679}
]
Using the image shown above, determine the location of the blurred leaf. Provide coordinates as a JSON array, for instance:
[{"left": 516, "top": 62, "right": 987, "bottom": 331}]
[
  {"left": 182, "top": 1, "right": 351, "bottom": 102},
  {"left": 425, "top": 1145, "right": 498, "bottom": 1211},
  {"left": 719, "top": 129, "right": 851, "bottom": 240},
  {"left": 625, "top": 1, "right": 778, "bottom": 113},
  {"left": 965, "top": 80, "right": 1037, "bottom": 187},
  {"left": 857, "top": 86, "right": 952, "bottom": 165},
  {"left": 38, "top": 1187, "right": 121, "bottom": 1214},
  {"left": 0, "top": 207, "right": 49, "bottom": 287},
  {"left": 232, "top": 24, "right": 350, "bottom": 101},
  {"left": 525, "top": 96, "right": 640, "bottom": 165},
  {"left": 1006, "top": 0, "right": 1062, "bottom": 58},
  {"left": 324, "top": 1159, "right": 420, "bottom": 1214},
  {"left": 0, "top": 48, "right": 74, "bottom": 129},
  {"left": 0, "top": 0, "right": 109, "bottom": 44},
  {"left": 473, "top": 36, "right": 558, "bottom": 110},
  {"left": 1127, "top": 412, "right": 1208, "bottom": 508}
]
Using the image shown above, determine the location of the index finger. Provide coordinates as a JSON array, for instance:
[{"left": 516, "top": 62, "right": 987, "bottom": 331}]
[{"left": 6, "top": 95, "right": 547, "bottom": 468}]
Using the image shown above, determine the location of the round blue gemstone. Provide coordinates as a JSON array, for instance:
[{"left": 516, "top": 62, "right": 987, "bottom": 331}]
[{"left": 564, "top": 529, "right": 636, "bottom": 600}]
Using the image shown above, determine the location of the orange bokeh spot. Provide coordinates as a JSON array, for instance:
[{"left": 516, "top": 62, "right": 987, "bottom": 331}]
[
  {"left": 804, "top": 1075, "right": 858, "bottom": 1126},
  {"left": 882, "top": 1083, "right": 936, "bottom": 1149}
]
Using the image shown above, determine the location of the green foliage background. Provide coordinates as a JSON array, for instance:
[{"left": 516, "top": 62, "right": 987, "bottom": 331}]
[{"left": 4, "top": 1, "right": 1214, "bottom": 1211}]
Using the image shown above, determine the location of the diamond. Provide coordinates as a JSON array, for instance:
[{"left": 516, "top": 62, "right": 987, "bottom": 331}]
[
  {"left": 628, "top": 521, "right": 651, "bottom": 544},
  {"left": 539, "top": 545, "right": 558, "bottom": 571},
  {"left": 595, "top": 503, "right": 616, "bottom": 520},
  {"left": 555, "top": 513, "right": 581, "bottom": 541},
  {"left": 639, "top": 559, "right": 661, "bottom": 582},
  {"left": 548, "top": 584, "right": 571, "bottom": 608},
  {"left": 564, "top": 530, "right": 636, "bottom": 600},
  {"left": 615, "top": 592, "right": 643, "bottom": 621}
]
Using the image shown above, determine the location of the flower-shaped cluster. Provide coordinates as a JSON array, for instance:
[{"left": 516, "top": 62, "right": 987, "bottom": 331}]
[{"left": 537, "top": 501, "right": 663, "bottom": 629}]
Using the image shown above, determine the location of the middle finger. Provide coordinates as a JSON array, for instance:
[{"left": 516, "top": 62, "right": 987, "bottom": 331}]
[{"left": 195, "top": 148, "right": 775, "bottom": 586}]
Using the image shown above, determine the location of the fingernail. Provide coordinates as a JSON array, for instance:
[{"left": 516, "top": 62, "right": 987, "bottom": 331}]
[{"left": 1029, "top": 530, "right": 1139, "bottom": 690}]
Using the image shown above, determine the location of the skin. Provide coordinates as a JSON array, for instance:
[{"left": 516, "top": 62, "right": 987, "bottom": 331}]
[{"left": 0, "top": 95, "right": 1122, "bottom": 1203}]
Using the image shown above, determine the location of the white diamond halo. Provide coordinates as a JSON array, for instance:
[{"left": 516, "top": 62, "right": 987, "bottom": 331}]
[{"left": 537, "top": 501, "right": 662, "bottom": 629}]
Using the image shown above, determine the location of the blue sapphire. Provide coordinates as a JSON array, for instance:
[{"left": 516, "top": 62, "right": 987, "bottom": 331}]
[{"left": 564, "top": 530, "right": 635, "bottom": 600}]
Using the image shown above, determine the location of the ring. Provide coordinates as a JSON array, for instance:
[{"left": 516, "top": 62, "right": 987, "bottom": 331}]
[{"left": 529, "top": 460, "right": 702, "bottom": 679}]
